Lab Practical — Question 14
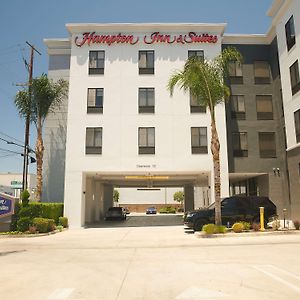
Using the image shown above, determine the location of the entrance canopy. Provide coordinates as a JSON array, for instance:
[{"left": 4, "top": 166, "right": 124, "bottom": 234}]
[{"left": 84, "top": 171, "right": 210, "bottom": 188}]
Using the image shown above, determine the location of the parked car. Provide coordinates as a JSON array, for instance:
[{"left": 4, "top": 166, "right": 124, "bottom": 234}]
[
  {"left": 184, "top": 196, "right": 277, "bottom": 231},
  {"left": 146, "top": 207, "right": 157, "bottom": 214},
  {"left": 105, "top": 207, "right": 127, "bottom": 220}
]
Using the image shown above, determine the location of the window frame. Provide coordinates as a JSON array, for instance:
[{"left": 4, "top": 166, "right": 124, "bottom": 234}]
[
  {"left": 228, "top": 61, "right": 243, "bottom": 84},
  {"left": 256, "top": 95, "right": 273, "bottom": 120},
  {"left": 232, "top": 132, "right": 248, "bottom": 157},
  {"left": 89, "top": 51, "right": 105, "bottom": 75},
  {"left": 231, "top": 95, "right": 245, "bottom": 120},
  {"left": 290, "top": 60, "right": 300, "bottom": 95},
  {"left": 191, "top": 127, "right": 208, "bottom": 154},
  {"left": 85, "top": 127, "right": 102, "bottom": 154},
  {"left": 139, "top": 50, "right": 154, "bottom": 75},
  {"left": 294, "top": 109, "right": 300, "bottom": 144},
  {"left": 87, "top": 88, "right": 103, "bottom": 113},
  {"left": 254, "top": 61, "right": 271, "bottom": 84},
  {"left": 138, "top": 88, "right": 155, "bottom": 113},
  {"left": 190, "top": 92, "right": 206, "bottom": 113},
  {"left": 285, "top": 15, "right": 296, "bottom": 51},
  {"left": 258, "top": 132, "right": 276, "bottom": 158},
  {"left": 138, "top": 127, "right": 155, "bottom": 154},
  {"left": 188, "top": 50, "right": 204, "bottom": 60}
]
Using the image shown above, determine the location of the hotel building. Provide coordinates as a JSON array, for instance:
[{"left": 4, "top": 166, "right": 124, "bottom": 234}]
[{"left": 43, "top": 0, "right": 300, "bottom": 228}]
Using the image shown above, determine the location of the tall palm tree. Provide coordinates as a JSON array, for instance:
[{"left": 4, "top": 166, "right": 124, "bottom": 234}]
[
  {"left": 15, "top": 74, "right": 68, "bottom": 201},
  {"left": 168, "top": 47, "right": 242, "bottom": 225}
]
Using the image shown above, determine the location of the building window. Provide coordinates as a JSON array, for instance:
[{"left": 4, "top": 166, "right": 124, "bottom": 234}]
[
  {"left": 89, "top": 51, "right": 105, "bottom": 75},
  {"left": 228, "top": 61, "right": 243, "bottom": 84},
  {"left": 139, "top": 51, "right": 154, "bottom": 74},
  {"left": 258, "top": 132, "right": 276, "bottom": 158},
  {"left": 232, "top": 132, "right": 248, "bottom": 157},
  {"left": 254, "top": 61, "right": 271, "bottom": 84},
  {"left": 231, "top": 95, "right": 245, "bottom": 120},
  {"left": 256, "top": 95, "right": 273, "bottom": 120},
  {"left": 86, "top": 127, "right": 102, "bottom": 154},
  {"left": 191, "top": 127, "right": 208, "bottom": 154},
  {"left": 139, "top": 88, "right": 154, "bottom": 113},
  {"left": 190, "top": 93, "right": 206, "bottom": 113},
  {"left": 87, "top": 88, "right": 103, "bottom": 113},
  {"left": 290, "top": 60, "right": 300, "bottom": 95},
  {"left": 139, "top": 127, "right": 155, "bottom": 154},
  {"left": 294, "top": 109, "right": 300, "bottom": 143},
  {"left": 285, "top": 16, "right": 296, "bottom": 51},
  {"left": 188, "top": 50, "right": 204, "bottom": 60}
]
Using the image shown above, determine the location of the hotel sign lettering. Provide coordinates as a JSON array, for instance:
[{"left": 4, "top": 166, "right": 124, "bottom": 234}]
[
  {"left": 75, "top": 32, "right": 218, "bottom": 47},
  {"left": 0, "top": 194, "right": 15, "bottom": 218}
]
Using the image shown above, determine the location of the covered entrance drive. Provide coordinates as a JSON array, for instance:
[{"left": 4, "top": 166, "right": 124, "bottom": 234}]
[{"left": 83, "top": 172, "right": 210, "bottom": 226}]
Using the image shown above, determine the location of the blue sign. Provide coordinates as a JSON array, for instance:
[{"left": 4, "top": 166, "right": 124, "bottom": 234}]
[{"left": 0, "top": 194, "right": 15, "bottom": 218}]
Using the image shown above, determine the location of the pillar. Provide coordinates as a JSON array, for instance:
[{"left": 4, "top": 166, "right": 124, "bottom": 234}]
[{"left": 184, "top": 184, "right": 194, "bottom": 212}]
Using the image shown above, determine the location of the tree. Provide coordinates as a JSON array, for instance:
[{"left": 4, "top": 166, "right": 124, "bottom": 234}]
[
  {"left": 173, "top": 191, "right": 184, "bottom": 206},
  {"left": 15, "top": 74, "right": 68, "bottom": 202},
  {"left": 167, "top": 47, "right": 242, "bottom": 225},
  {"left": 113, "top": 190, "right": 120, "bottom": 205}
]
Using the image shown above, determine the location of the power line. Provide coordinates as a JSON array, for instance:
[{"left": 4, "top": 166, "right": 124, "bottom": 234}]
[{"left": 0, "top": 131, "right": 25, "bottom": 146}]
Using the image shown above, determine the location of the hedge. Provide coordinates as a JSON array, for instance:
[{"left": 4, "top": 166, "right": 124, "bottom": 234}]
[
  {"left": 32, "top": 218, "right": 55, "bottom": 233},
  {"left": 10, "top": 202, "right": 64, "bottom": 231}
]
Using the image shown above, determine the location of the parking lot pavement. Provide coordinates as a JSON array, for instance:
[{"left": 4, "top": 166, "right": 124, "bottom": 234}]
[{"left": 1, "top": 226, "right": 300, "bottom": 300}]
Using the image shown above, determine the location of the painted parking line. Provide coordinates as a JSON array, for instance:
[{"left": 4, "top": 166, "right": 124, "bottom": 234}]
[
  {"left": 253, "top": 265, "right": 300, "bottom": 293},
  {"left": 48, "top": 288, "right": 75, "bottom": 299}
]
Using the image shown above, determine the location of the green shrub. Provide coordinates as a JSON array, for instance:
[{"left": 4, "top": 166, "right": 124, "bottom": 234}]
[
  {"left": 232, "top": 222, "right": 244, "bottom": 233},
  {"left": 32, "top": 218, "right": 50, "bottom": 233},
  {"left": 47, "top": 219, "right": 56, "bottom": 231},
  {"left": 59, "top": 217, "right": 68, "bottom": 228},
  {"left": 159, "top": 206, "right": 176, "bottom": 214},
  {"left": 17, "top": 217, "right": 32, "bottom": 232},
  {"left": 215, "top": 225, "right": 227, "bottom": 234},
  {"left": 202, "top": 224, "right": 216, "bottom": 234},
  {"left": 241, "top": 221, "right": 251, "bottom": 231},
  {"left": 56, "top": 225, "right": 63, "bottom": 232},
  {"left": 39, "top": 203, "right": 63, "bottom": 224},
  {"left": 10, "top": 201, "right": 21, "bottom": 231},
  {"left": 202, "top": 224, "right": 227, "bottom": 234},
  {"left": 21, "top": 189, "right": 30, "bottom": 206}
]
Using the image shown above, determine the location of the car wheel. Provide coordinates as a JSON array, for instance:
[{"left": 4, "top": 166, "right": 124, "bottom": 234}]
[{"left": 193, "top": 219, "right": 206, "bottom": 231}]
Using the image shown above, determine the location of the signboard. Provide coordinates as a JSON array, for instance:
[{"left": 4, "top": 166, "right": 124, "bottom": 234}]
[
  {"left": 0, "top": 193, "right": 16, "bottom": 218},
  {"left": 75, "top": 31, "right": 218, "bottom": 47},
  {"left": 10, "top": 180, "right": 23, "bottom": 189}
]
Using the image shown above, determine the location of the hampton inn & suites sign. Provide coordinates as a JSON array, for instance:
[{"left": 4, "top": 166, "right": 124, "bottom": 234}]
[{"left": 75, "top": 31, "right": 218, "bottom": 47}]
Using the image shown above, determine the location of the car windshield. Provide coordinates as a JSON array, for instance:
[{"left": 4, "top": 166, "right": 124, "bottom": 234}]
[{"left": 208, "top": 198, "right": 226, "bottom": 209}]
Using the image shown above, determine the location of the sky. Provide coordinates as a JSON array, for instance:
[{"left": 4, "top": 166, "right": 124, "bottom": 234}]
[{"left": 0, "top": 0, "right": 273, "bottom": 174}]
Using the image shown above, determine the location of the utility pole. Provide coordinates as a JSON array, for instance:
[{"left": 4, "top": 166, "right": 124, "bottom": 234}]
[{"left": 21, "top": 41, "right": 41, "bottom": 192}]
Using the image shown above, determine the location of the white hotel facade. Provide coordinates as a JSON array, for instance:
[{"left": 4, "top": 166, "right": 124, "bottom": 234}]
[{"left": 44, "top": 0, "right": 300, "bottom": 228}]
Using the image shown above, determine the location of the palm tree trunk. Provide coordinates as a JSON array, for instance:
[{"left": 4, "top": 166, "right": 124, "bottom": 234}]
[
  {"left": 210, "top": 118, "right": 221, "bottom": 226},
  {"left": 35, "top": 117, "right": 44, "bottom": 202}
]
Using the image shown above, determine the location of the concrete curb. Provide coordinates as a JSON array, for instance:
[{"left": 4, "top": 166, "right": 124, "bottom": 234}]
[
  {"left": 196, "top": 229, "right": 300, "bottom": 238},
  {"left": 0, "top": 228, "right": 67, "bottom": 238}
]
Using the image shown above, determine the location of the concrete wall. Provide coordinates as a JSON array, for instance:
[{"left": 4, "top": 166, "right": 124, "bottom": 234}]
[{"left": 61, "top": 25, "right": 229, "bottom": 227}]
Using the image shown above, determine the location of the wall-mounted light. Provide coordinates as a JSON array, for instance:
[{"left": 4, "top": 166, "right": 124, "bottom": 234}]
[{"left": 273, "top": 168, "right": 280, "bottom": 176}]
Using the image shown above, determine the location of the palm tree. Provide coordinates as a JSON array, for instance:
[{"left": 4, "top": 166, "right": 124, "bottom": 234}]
[
  {"left": 15, "top": 74, "right": 68, "bottom": 201},
  {"left": 168, "top": 47, "right": 242, "bottom": 225}
]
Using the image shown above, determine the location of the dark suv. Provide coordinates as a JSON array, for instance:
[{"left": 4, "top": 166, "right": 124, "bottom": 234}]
[{"left": 184, "top": 196, "right": 277, "bottom": 231}]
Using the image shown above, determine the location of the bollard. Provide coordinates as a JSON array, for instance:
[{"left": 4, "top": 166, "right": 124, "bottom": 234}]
[
  {"left": 283, "top": 208, "right": 287, "bottom": 229},
  {"left": 260, "top": 207, "right": 265, "bottom": 231}
]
